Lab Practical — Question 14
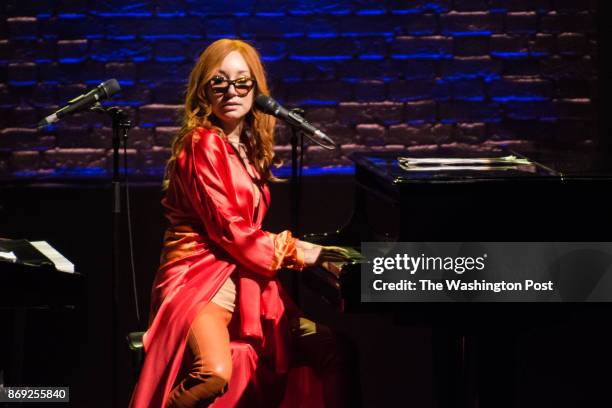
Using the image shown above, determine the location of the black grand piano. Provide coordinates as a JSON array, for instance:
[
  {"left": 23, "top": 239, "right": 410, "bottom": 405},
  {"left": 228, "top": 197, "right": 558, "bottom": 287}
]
[{"left": 300, "top": 147, "right": 612, "bottom": 408}]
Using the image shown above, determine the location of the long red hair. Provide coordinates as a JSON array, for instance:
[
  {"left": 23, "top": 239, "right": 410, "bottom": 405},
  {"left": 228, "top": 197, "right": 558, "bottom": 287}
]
[{"left": 164, "top": 39, "right": 278, "bottom": 188}]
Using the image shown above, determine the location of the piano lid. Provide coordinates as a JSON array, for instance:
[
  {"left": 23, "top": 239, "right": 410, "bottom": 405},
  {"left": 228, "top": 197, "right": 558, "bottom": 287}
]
[
  {"left": 350, "top": 151, "right": 558, "bottom": 185},
  {"left": 350, "top": 147, "right": 612, "bottom": 185}
]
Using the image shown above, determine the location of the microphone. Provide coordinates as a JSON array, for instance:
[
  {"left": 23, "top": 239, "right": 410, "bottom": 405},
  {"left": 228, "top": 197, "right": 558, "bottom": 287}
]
[
  {"left": 255, "top": 95, "right": 337, "bottom": 147},
  {"left": 37, "top": 79, "right": 121, "bottom": 129}
]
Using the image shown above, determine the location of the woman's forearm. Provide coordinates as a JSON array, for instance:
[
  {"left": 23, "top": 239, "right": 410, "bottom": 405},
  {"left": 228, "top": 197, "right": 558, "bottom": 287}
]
[
  {"left": 299, "top": 240, "right": 322, "bottom": 266},
  {"left": 296, "top": 239, "right": 320, "bottom": 251}
]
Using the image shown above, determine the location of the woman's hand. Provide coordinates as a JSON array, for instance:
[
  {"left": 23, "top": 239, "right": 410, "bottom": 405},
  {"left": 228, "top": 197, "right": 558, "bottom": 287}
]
[{"left": 317, "top": 246, "right": 356, "bottom": 264}]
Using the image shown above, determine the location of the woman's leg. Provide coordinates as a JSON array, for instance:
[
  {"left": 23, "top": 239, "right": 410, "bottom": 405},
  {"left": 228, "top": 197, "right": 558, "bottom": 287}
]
[
  {"left": 291, "top": 317, "right": 359, "bottom": 408},
  {"left": 166, "top": 302, "right": 233, "bottom": 408}
]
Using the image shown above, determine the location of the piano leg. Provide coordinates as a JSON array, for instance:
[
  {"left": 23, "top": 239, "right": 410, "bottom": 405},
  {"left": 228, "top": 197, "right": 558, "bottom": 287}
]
[
  {"left": 433, "top": 327, "right": 519, "bottom": 408},
  {"left": 7, "top": 307, "right": 27, "bottom": 386},
  {"left": 432, "top": 327, "right": 478, "bottom": 408},
  {"left": 476, "top": 331, "right": 518, "bottom": 408}
]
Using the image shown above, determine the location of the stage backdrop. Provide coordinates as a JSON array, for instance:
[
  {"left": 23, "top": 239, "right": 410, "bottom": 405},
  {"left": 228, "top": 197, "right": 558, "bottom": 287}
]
[
  {"left": 0, "top": 2, "right": 608, "bottom": 407},
  {"left": 0, "top": 0, "right": 600, "bottom": 180}
]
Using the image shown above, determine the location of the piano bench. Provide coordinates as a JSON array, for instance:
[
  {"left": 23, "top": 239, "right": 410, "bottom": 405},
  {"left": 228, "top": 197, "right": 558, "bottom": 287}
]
[
  {"left": 127, "top": 331, "right": 144, "bottom": 350},
  {"left": 127, "top": 331, "right": 145, "bottom": 379}
]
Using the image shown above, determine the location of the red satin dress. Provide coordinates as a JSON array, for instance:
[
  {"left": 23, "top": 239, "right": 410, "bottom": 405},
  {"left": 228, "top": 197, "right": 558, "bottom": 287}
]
[{"left": 129, "top": 127, "right": 323, "bottom": 408}]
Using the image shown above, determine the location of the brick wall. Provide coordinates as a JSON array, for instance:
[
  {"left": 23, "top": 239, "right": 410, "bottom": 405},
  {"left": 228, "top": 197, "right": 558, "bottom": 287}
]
[{"left": 0, "top": 0, "right": 600, "bottom": 179}]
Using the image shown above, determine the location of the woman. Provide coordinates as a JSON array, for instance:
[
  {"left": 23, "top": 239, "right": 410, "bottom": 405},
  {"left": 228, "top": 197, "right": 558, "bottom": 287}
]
[{"left": 129, "top": 39, "right": 354, "bottom": 408}]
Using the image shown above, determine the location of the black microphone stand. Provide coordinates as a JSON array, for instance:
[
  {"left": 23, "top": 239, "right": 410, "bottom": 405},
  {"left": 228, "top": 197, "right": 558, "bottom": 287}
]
[
  {"left": 91, "top": 104, "right": 132, "bottom": 408},
  {"left": 286, "top": 107, "right": 339, "bottom": 305},
  {"left": 289, "top": 108, "right": 305, "bottom": 236},
  {"left": 289, "top": 108, "right": 304, "bottom": 304}
]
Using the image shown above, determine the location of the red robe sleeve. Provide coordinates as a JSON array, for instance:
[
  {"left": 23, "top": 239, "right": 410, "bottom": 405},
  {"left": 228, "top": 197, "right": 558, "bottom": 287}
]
[{"left": 178, "top": 128, "right": 304, "bottom": 277}]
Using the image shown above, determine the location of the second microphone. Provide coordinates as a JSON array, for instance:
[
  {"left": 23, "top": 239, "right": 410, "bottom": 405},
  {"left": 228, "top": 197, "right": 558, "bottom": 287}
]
[{"left": 255, "top": 95, "right": 337, "bottom": 149}]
